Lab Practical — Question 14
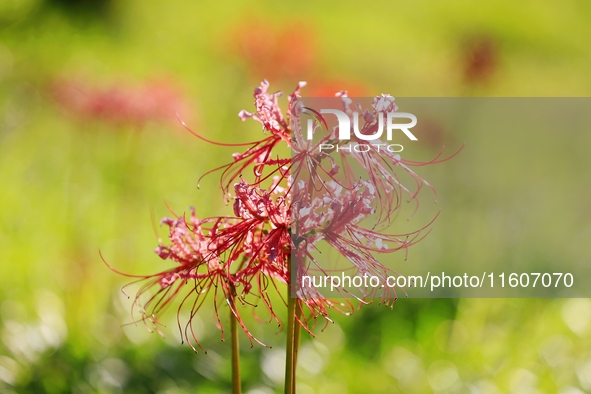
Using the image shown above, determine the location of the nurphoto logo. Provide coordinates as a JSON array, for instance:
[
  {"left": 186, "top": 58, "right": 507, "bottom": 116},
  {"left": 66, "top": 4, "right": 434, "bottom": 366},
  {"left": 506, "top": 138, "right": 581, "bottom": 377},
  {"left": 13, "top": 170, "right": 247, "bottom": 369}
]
[{"left": 303, "top": 97, "right": 418, "bottom": 153}]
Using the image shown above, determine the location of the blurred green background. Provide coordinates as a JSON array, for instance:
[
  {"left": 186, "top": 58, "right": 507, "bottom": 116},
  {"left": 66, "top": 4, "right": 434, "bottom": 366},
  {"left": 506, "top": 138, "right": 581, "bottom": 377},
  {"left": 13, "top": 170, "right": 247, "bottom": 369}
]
[{"left": 1, "top": 1, "right": 591, "bottom": 393}]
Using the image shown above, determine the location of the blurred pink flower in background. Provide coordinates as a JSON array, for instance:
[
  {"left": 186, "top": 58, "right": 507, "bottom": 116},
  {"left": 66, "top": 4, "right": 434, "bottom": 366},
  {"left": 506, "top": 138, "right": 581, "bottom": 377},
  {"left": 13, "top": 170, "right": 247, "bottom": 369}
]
[
  {"left": 461, "top": 35, "right": 499, "bottom": 86},
  {"left": 227, "top": 17, "right": 316, "bottom": 81},
  {"left": 51, "top": 76, "right": 191, "bottom": 126}
]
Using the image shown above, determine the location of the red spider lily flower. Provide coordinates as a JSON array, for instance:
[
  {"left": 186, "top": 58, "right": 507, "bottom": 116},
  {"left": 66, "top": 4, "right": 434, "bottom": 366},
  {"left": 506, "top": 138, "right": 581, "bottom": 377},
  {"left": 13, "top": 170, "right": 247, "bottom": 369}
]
[
  {"left": 291, "top": 177, "right": 436, "bottom": 303},
  {"left": 187, "top": 80, "right": 304, "bottom": 197},
  {"left": 291, "top": 94, "right": 453, "bottom": 227},
  {"left": 289, "top": 93, "right": 462, "bottom": 304}
]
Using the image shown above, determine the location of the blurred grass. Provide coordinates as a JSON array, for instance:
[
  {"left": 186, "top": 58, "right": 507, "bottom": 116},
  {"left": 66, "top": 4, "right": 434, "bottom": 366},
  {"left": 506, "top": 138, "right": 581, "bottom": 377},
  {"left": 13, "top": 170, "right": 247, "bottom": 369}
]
[{"left": 1, "top": 0, "right": 591, "bottom": 393}]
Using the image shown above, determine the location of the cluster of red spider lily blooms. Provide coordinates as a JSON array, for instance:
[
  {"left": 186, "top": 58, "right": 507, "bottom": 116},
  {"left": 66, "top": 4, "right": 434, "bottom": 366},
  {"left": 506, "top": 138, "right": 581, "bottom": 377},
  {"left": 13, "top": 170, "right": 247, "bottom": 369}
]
[{"left": 114, "top": 80, "right": 453, "bottom": 352}]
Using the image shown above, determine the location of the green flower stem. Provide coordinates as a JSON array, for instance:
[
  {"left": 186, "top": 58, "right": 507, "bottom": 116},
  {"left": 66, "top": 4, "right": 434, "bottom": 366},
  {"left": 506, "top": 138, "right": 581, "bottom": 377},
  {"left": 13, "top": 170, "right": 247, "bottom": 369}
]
[
  {"left": 293, "top": 302, "right": 303, "bottom": 371},
  {"left": 285, "top": 292, "right": 298, "bottom": 394},
  {"left": 231, "top": 303, "right": 241, "bottom": 394},
  {"left": 285, "top": 256, "right": 300, "bottom": 394}
]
